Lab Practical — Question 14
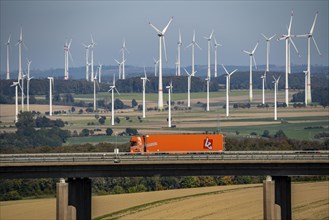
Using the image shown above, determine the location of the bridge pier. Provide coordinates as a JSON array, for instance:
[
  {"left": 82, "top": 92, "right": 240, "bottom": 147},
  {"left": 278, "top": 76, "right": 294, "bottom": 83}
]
[
  {"left": 68, "top": 177, "right": 92, "bottom": 220},
  {"left": 263, "top": 176, "right": 291, "bottom": 220}
]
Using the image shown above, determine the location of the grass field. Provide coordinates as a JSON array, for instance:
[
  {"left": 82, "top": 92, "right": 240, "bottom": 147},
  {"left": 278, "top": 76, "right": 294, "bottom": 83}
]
[{"left": 1, "top": 181, "right": 328, "bottom": 220}]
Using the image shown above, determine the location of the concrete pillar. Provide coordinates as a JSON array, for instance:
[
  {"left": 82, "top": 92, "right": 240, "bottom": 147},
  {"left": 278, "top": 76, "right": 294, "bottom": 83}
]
[
  {"left": 263, "top": 176, "right": 275, "bottom": 220},
  {"left": 273, "top": 176, "right": 292, "bottom": 220},
  {"left": 68, "top": 177, "right": 92, "bottom": 220},
  {"left": 56, "top": 178, "right": 68, "bottom": 220}
]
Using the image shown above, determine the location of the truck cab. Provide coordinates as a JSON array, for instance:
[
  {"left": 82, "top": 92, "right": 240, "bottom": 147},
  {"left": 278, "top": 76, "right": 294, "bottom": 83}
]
[{"left": 130, "top": 136, "right": 144, "bottom": 153}]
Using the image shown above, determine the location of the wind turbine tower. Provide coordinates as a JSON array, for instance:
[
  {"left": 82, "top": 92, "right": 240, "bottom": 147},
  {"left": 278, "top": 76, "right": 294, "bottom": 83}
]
[
  {"left": 108, "top": 74, "right": 120, "bottom": 126},
  {"left": 48, "top": 77, "right": 54, "bottom": 116},
  {"left": 213, "top": 37, "right": 222, "bottom": 77},
  {"left": 177, "top": 30, "right": 182, "bottom": 76},
  {"left": 186, "top": 30, "right": 202, "bottom": 76},
  {"left": 222, "top": 64, "right": 237, "bottom": 117},
  {"left": 27, "top": 59, "right": 32, "bottom": 111},
  {"left": 184, "top": 68, "right": 196, "bottom": 108},
  {"left": 297, "top": 12, "right": 321, "bottom": 105},
  {"left": 149, "top": 17, "right": 173, "bottom": 110},
  {"left": 114, "top": 59, "right": 125, "bottom": 79},
  {"left": 279, "top": 10, "right": 300, "bottom": 106},
  {"left": 16, "top": 28, "right": 25, "bottom": 111},
  {"left": 261, "top": 72, "right": 266, "bottom": 105},
  {"left": 90, "top": 35, "right": 96, "bottom": 82},
  {"left": 121, "top": 40, "right": 129, "bottom": 80},
  {"left": 204, "top": 30, "right": 214, "bottom": 79},
  {"left": 303, "top": 71, "right": 308, "bottom": 105},
  {"left": 166, "top": 81, "right": 173, "bottom": 128},
  {"left": 83, "top": 43, "right": 90, "bottom": 81},
  {"left": 153, "top": 57, "right": 159, "bottom": 76},
  {"left": 141, "top": 67, "right": 149, "bottom": 118},
  {"left": 261, "top": 34, "right": 276, "bottom": 72},
  {"left": 205, "top": 77, "right": 210, "bottom": 111},
  {"left": 273, "top": 76, "right": 280, "bottom": 121},
  {"left": 10, "top": 82, "right": 20, "bottom": 122},
  {"left": 64, "top": 39, "right": 72, "bottom": 80},
  {"left": 98, "top": 64, "right": 102, "bottom": 83},
  {"left": 93, "top": 68, "right": 100, "bottom": 111},
  {"left": 242, "top": 42, "right": 258, "bottom": 102},
  {"left": 6, "top": 35, "right": 11, "bottom": 80}
]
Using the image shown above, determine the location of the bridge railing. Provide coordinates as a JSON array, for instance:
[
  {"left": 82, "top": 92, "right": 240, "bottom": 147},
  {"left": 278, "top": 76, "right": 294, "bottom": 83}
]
[{"left": 1, "top": 151, "right": 328, "bottom": 163}]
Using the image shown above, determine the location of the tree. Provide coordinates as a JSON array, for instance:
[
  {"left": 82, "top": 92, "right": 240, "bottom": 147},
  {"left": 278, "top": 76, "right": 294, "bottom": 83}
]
[
  {"left": 15, "top": 112, "right": 36, "bottom": 136},
  {"left": 262, "top": 130, "right": 270, "bottom": 138},
  {"left": 115, "top": 117, "right": 120, "bottom": 124},
  {"left": 131, "top": 99, "right": 138, "bottom": 108},
  {"left": 80, "top": 129, "right": 90, "bottom": 137},
  {"left": 106, "top": 128, "right": 113, "bottom": 136},
  {"left": 71, "top": 106, "right": 76, "bottom": 113},
  {"left": 274, "top": 130, "right": 287, "bottom": 139},
  {"left": 126, "top": 128, "right": 138, "bottom": 135},
  {"left": 98, "top": 117, "right": 106, "bottom": 125}
]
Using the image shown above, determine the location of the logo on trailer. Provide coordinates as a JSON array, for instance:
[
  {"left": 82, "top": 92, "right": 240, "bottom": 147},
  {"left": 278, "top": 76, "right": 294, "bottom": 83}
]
[{"left": 203, "top": 137, "right": 213, "bottom": 150}]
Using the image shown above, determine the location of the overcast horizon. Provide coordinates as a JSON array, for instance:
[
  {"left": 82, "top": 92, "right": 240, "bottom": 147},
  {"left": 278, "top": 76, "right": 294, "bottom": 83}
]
[{"left": 1, "top": 0, "right": 328, "bottom": 74}]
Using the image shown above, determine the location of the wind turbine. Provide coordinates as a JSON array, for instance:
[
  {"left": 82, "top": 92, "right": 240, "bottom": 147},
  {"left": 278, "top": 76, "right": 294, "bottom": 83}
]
[
  {"left": 213, "top": 37, "right": 222, "bottom": 78},
  {"left": 64, "top": 39, "right": 72, "bottom": 80},
  {"left": 120, "top": 39, "right": 129, "bottom": 80},
  {"left": 166, "top": 81, "right": 173, "bottom": 128},
  {"left": 272, "top": 76, "right": 280, "bottom": 121},
  {"left": 98, "top": 63, "right": 103, "bottom": 83},
  {"left": 279, "top": 10, "right": 300, "bottom": 106},
  {"left": 47, "top": 77, "right": 54, "bottom": 116},
  {"left": 141, "top": 67, "right": 150, "bottom": 118},
  {"left": 5, "top": 35, "right": 11, "bottom": 80},
  {"left": 204, "top": 30, "right": 214, "bottom": 79},
  {"left": 242, "top": 42, "right": 259, "bottom": 102},
  {"left": 303, "top": 70, "right": 308, "bottom": 105},
  {"left": 114, "top": 59, "right": 126, "bottom": 79},
  {"left": 26, "top": 59, "right": 33, "bottom": 111},
  {"left": 149, "top": 17, "right": 173, "bottom": 110},
  {"left": 261, "top": 72, "right": 267, "bottom": 105},
  {"left": 16, "top": 27, "right": 26, "bottom": 111},
  {"left": 177, "top": 30, "right": 182, "bottom": 76},
  {"left": 108, "top": 74, "right": 120, "bottom": 126},
  {"left": 90, "top": 35, "right": 96, "bottom": 82},
  {"left": 10, "top": 81, "right": 20, "bottom": 122},
  {"left": 205, "top": 77, "right": 210, "bottom": 111},
  {"left": 93, "top": 68, "right": 100, "bottom": 111},
  {"left": 184, "top": 68, "right": 196, "bottom": 108},
  {"left": 186, "top": 30, "right": 202, "bottom": 76},
  {"left": 83, "top": 43, "right": 91, "bottom": 81},
  {"left": 296, "top": 12, "right": 322, "bottom": 105},
  {"left": 153, "top": 57, "right": 159, "bottom": 76},
  {"left": 222, "top": 64, "right": 237, "bottom": 117},
  {"left": 261, "top": 33, "right": 276, "bottom": 72}
]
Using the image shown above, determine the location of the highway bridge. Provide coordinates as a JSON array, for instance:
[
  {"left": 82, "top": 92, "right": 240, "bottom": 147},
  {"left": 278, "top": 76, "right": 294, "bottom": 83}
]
[{"left": 1, "top": 151, "right": 329, "bottom": 220}]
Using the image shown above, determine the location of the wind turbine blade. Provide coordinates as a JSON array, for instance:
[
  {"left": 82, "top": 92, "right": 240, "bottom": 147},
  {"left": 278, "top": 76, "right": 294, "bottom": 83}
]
[
  {"left": 149, "top": 22, "right": 162, "bottom": 35},
  {"left": 252, "top": 42, "right": 259, "bottom": 54},
  {"left": 296, "top": 34, "right": 308, "bottom": 38},
  {"left": 115, "top": 88, "right": 120, "bottom": 95},
  {"left": 163, "top": 37, "right": 168, "bottom": 63},
  {"left": 68, "top": 50, "right": 74, "bottom": 65},
  {"left": 193, "top": 30, "right": 196, "bottom": 42},
  {"left": 195, "top": 42, "right": 202, "bottom": 50},
  {"left": 144, "top": 66, "right": 147, "bottom": 78},
  {"left": 68, "top": 39, "right": 72, "bottom": 48},
  {"left": 8, "top": 35, "right": 11, "bottom": 44},
  {"left": 184, "top": 68, "right": 190, "bottom": 76},
  {"left": 221, "top": 64, "right": 229, "bottom": 74},
  {"left": 288, "top": 10, "right": 293, "bottom": 33},
  {"left": 242, "top": 50, "right": 251, "bottom": 55},
  {"left": 179, "top": 29, "right": 182, "bottom": 43},
  {"left": 153, "top": 57, "right": 157, "bottom": 63},
  {"left": 289, "top": 38, "right": 300, "bottom": 56},
  {"left": 312, "top": 36, "right": 322, "bottom": 56},
  {"left": 114, "top": 59, "right": 120, "bottom": 64},
  {"left": 209, "top": 30, "right": 214, "bottom": 39},
  {"left": 310, "top": 11, "right": 318, "bottom": 34},
  {"left": 261, "top": 33, "right": 268, "bottom": 40},
  {"left": 269, "top": 34, "right": 276, "bottom": 40},
  {"left": 253, "top": 56, "right": 257, "bottom": 70},
  {"left": 162, "top": 16, "right": 173, "bottom": 34},
  {"left": 231, "top": 69, "right": 238, "bottom": 75},
  {"left": 186, "top": 43, "right": 193, "bottom": 49}
]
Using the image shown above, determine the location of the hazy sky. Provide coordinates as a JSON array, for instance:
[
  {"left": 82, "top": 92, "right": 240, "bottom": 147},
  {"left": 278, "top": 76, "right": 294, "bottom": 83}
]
[{"left": 1, "top": 0, "right": 328, "bottom": 73}]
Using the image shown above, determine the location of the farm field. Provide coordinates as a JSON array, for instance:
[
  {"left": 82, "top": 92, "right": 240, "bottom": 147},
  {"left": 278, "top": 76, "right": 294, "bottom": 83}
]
[
  {"left": 1, "top": 90, "right": 328, "bottom": 142},
  {"left": 0, "top": 181, "right": 328, "bottom": 220}
]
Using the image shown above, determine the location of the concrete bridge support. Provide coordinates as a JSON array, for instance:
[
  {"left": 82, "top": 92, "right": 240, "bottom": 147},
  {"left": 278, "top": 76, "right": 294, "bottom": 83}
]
[{"left": 263, "top": 176, "right": 292, "bottom": 220}]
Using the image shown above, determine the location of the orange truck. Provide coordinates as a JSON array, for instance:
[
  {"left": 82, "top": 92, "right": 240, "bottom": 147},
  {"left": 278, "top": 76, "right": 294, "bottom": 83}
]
[{"left": 130, "top": 134, "right": 224, "bottom": 153}]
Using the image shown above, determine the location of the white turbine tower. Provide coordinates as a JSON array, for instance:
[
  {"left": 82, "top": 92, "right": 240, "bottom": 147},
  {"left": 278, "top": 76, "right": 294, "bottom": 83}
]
[
  {"left": 64, "top": 39, "right": 72, "bottom": 80},
  {"left": 26, "top": 59, "right": 32, "bottom": 111},
  {"left": 149, "top": 17, "right": 173, "bottom": 110},
  {"left": 204, "top": 30, "right": 214, "bottom": 79},
  {"left": 5, "top": 35, "right": 11, "bottom": 80},
  {"left": 16, "top": 28, "right": 26, "bottom": 111},
  {"left": 98, "top": 63, "right": 103, "bottom": 83},
  {"left": 303, "top": 70, "right": 308, "bottom": 105},
  {"left": 108, "top": 74, "right": 120, "bottom": 126},
  {"left": 47, "top": 77, "right": 54, "bottom": 116},
  {"left": 184, "top": 68, "right": 196, "bottom": 108},
  {"left": 296, "top": 12, "right": 321, "bottom": 105},
  {"left": 83, "top": 43, "right": 91, "bottom": 81},
  {"left": 279, "top": 10, "right": 300, "bottom": 106},
  {"left": 261, "top": 33, "right": 276, "bottom": 72},
  {"left": 242, "top": 42, "right": 258, "bottom": 102},
  {"left": 114, "top": 59, "right": 126, "bottom": 79},
  {"left": 261, "top": 72, "right": 267, "bottom": 105},
  {"left": 177, "top": 30, "right": 182, "bottom": 76},
  {"left": 166, "top": 81, "right": 173, "bottom": 128},
  {"left": 93, "top": 68, "right": 100, "bottom": 111},
  {"left": 121, "top": 40, "right": 129, "bottom": 80},
  {"left": 141, "top": 67, "right": 149, "bottom": 118},
  {"left": 153, "top": 57, "right": 159, "bottom": 76},
  {"left": 205, "top": 77, "right": 210, "bottom": 111},
  {"left": 90, "top": 35, "right": 96, "bottom": 82},
  {"left": 186, "top": 30, "right": 202, "bottom": 76},
  {"left": 213, "top": 37, "right": 222, "bottom": 78},
  {"left": 273, "top": 76, "right": 280, "bottom": 121},
  {"left": 222, "top": 64, "right": 237, "bottom": 117},
  {"left": 10, "top": 82, "right": 20, "bottom": 122}
]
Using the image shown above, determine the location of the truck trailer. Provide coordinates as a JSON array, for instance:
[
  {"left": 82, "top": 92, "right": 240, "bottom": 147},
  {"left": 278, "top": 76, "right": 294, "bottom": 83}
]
[{"left": 130, "top": 134, "right": 224, "bottom": 153}]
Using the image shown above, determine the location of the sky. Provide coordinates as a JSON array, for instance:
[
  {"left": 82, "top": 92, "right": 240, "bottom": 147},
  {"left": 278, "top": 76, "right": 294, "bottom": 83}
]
[{"left": 1, "top": 0, "right": 328, "bottom": 73}]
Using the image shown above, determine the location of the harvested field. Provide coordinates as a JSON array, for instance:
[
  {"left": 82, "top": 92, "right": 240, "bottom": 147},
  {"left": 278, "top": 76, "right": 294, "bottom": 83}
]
[{"left": 0, "top": 182, "right": 328, "bottom": 220}]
